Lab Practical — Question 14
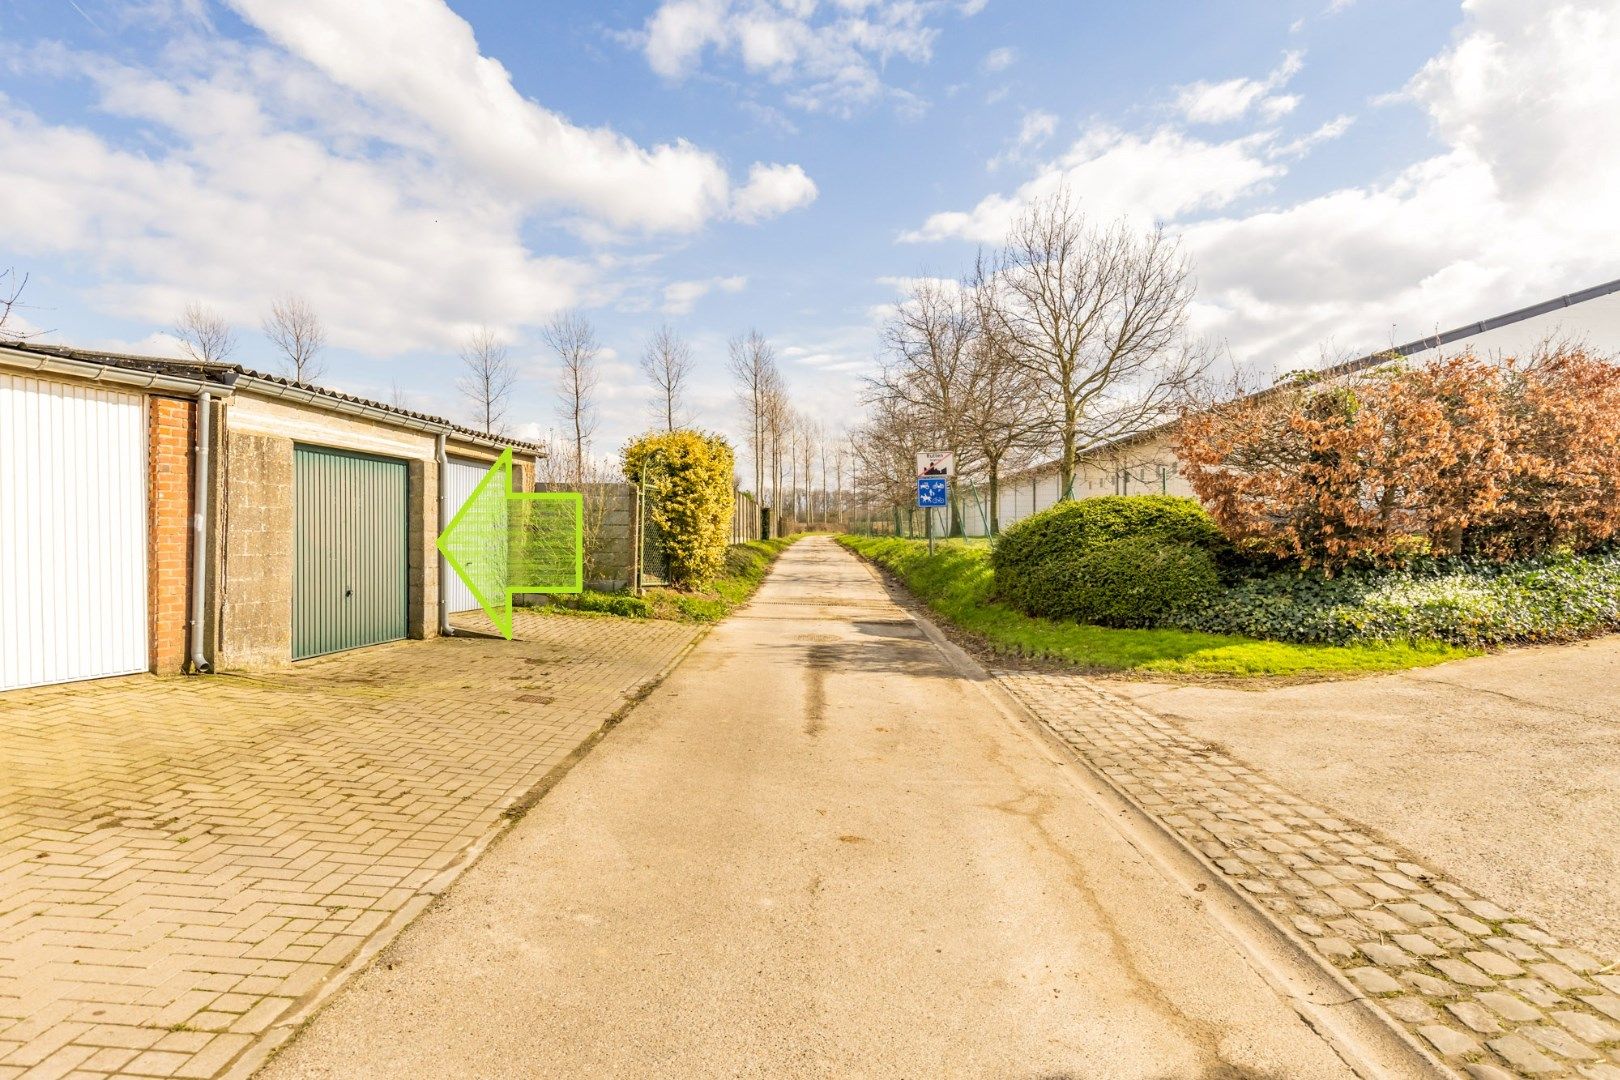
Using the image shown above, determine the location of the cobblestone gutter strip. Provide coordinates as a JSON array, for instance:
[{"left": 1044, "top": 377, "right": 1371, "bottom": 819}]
[{"left": 997, "top": 670, "right": 1620, "bottom": 1080}]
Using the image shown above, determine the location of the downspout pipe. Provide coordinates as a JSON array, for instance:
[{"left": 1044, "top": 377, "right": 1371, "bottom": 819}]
[
  {"left": 189, "top": 390, "right": 214, "bottom": 674},
  {"left": 436, "top": 432, "right": 454, "bottom": 637}
]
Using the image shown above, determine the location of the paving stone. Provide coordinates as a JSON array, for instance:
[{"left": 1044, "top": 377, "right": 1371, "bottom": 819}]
[
  {"left": 1361, "top": 943, "right": 1417, "bottom": 968},
  {"left": 1508, "top": 978, "right": 1570, "bottom": 1008},
  {"left": 1388, "top": 902, "right": 1440, "bottom": 927},
  {"left": 1484, "top": 936, "right": 1546, "bottom": 963},
  {"left": 1316, "top": 937, "right": 1357, "bottom": 961},
  {"left": 992, "top": 670, "right": 1620, "bottom": 1080},
  {"left": 1417, "top": 1024, "right": 1479, "bottom": 1057},
  {"left": 1554, "top": 1011, "right": 1620, "bottom": 1046},
  {"left": 1393, "top": 934, "right": 1444, "bottom": 958},
  {"left": 1487, "top": 1034, "right": 1565, "bottom": 1075},
  {"left": 1467, "top": 951, "right": 1526, "bottom": 978},
  {"left": 1360, "top": 881, "right": 1404, "bottom": 902},
  {"left": 1524, "top": 1023, "right": 1602, "bottom": 1060},
  {"left": 1325, "top": 886, "right": 1370, "bottom": 909},
  {"left": 1465, "top": 900, "right": 1514, "bottom": 922},
  {"left": 1403, "top": 972, "right": 1462, "bottom": 998},
  {"left": 1578, "top": 995, "right": 1620, "bottom": 1023},
  {"left": 1477, "top": 991, "right": 1546, "bottom": 1023},
  {"left": 1446, "top": 1000, "right": 1504, "bottom": 1034},
  {"left": 1443, "top": 912, "right": 1494, "bottom": 937},
  {"left": 1353, "top": 909, "right": 1409, "bottom": 934},
  {"left": 0, "top": 612, "right": 699, "bottom": 1080},
  {"left": 1547, "top": 948, "right": 1604, "bottom": 973},
  {"left": 1346, "top": 967, "right": 1403, "bottom": 995},
  {"left": 1532, "top": 963, "right": 1597, "bottom": 993},
  {"left": 1384, "top": 996, "right": 1439, "bottom": 1024},
  {"left": 1505, "top": 923, "right": 1561, "bottom": 947},
  {"left": 1576, "top": 1064, "right": 1620, "bottom": 1080},
  {"left": 1432, "top": 958, "right": 1499, "bottom": 988}
]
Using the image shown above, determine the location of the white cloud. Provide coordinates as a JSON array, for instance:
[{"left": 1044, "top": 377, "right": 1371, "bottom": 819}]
[
  {"left": 0, "top": 2, "right": 817, "bottom": 360},
  {"left": 222, "top": 0, "right": 796, "bottom": 234},
  {"left": 636, "top": 0, "right": 968, "bottom": 116},
  {"left": 906, "top": 126, "right": 1281, "bottom": 243},
  {"left": 904, "top": 0, "right": 1620, "bottom": 378},
  {"left": 1174, "top": 51, "right": 1303, "bottom": 125},
  {"left": 731, "top": 162, "right": 819, "bottom": 223},
  {"left": 661, "top": 275, "right": 748, "bottom": 315},
  {"left": 981, "top": 46, "right": 1017, "bottom": 74},
  {"left": 988, "top": 108, "right": 1058, "bottom": 169}
]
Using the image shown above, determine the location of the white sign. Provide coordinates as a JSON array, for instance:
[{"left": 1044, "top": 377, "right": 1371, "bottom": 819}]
[{"left": 916, "top": 451, "right": 954, "bottom": 479}]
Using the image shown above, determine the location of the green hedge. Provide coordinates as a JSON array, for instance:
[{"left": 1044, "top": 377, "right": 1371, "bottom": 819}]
[
  {"left": 1170, "top": 549, "right": 1620, "bottom": 646},
  {"left": 991, "top": 495, "right": 1227, "bottom": 614},
  {"left": 1032, "top": 538, "right": 1221, "bottom": 628}
]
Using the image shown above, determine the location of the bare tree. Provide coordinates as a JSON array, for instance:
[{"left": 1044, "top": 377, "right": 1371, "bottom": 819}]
[
  {"left": 867, "top": 276, "right": 980, "bottom": 533},
  {"left": 457, "top": 327, "right": 516, "bottom": 435},
  {"left": 987, "top": 186, "right": 1205, "bottom": 500},
  {"left": 173, "top": 302, "right": 236, "bottom": 363},
  {"left": 727, "top": 329, "right": 782, "bottom": 527},
  {"left": 0, "top": 269, "right": 38, "bottom": 341},
  {"left": 262, "top": 295, "right": 327, "bottom": 383},
  {"left": 765, "top": 378, "right": 790, "bottom": 535},
  {"left": 641, "top": 326, "right": 694, "bottom": 431},
  {"left": 542, "top": 311, "right": 600, "bottom": 477}
]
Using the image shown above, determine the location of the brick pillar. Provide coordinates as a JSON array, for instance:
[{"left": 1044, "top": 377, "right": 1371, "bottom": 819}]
[{"left": 148, "top": 395, "right": 195, "bottom": 674}]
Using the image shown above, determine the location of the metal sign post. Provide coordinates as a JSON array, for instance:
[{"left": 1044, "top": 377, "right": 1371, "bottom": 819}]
[{"left": 916, "top": 450, "right": 951, "bottom": 555}]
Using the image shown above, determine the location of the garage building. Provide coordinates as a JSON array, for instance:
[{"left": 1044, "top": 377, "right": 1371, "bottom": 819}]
[{"left": 0, "top": 342, "right": 541, "bottom": 691}]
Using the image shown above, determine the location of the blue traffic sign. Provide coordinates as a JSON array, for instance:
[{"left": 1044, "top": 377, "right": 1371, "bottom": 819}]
[{"left": 917, "top": 477, "right": 948, "bottom": 508}]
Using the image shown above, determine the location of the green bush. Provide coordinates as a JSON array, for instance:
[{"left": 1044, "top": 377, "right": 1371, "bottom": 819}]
[
  {"left": 991, "top": 496, "right": 1227, "bottom": 613},
  {"left": 1170, "top": 549, "right": 1620, "bottom": 646},
  {"left": 622, "top": 431, "right": 736, "bottom": 588},
  {"left": 1030, "top": 538, "right": 1221, "bottom": 628}
]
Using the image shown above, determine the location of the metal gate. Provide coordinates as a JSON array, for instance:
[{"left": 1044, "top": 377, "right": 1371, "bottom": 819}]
[
  {"left": 293, "top": 445, "right": 408, "bottom": 660},
  {"left": 0, "top": 373, "right": 149, "bottom": 690}
]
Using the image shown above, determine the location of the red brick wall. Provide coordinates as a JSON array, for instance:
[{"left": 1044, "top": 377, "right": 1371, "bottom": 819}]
[{"left": 148, "top": 396, "right": 194, "bottom": 673}]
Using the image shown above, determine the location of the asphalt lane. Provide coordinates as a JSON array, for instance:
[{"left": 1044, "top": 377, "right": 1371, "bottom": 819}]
[{"left": 261, "top": 537, "right": 1357, "bottom": 1079}]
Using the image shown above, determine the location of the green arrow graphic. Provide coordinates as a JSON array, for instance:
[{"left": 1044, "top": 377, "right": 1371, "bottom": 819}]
[{"left": 436, "top": 449, "right": 583, "bottom": 640}]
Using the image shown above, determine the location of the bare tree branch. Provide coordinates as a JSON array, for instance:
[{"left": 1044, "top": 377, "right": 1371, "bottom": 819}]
[
  {"left": 542, "top": 311, "right": 600, "bottom": 478},
  {"left": 457, "top": 326, "right": 516, "bottom": 435},
  {"left": 173, "top": 301, "right": 236, "bottom": 363},
  {"left": 262, "top": 295, "right": 327, "bottom": 383},
  {"left": 986, "top": 185, "right": 1205, "bottom": 500},
  {"left": 0, "top": 269, "right": 41, "bottom": 342},
  {"left": 641, "top": 325, "right": 694, "bottom": 432}
]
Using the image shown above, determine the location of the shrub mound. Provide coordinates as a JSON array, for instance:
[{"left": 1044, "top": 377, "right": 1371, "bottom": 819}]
[
  {"left": 991, "top": 495, "right": 1226, "bottom": 614},
  {"left": 1030, "top": 538, "right": 1220, "bottom": 628},
  {"left": 1170, "top": 549, "right": 1620, "bottom": 647}
]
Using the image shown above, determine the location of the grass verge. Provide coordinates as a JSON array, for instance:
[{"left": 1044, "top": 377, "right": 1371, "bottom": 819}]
[
  {"left": 551, "top": 535, "right": 802, "bottom": 624},
  {"left": 838, "top": 535, "right": 1473, "bottom": 678}
]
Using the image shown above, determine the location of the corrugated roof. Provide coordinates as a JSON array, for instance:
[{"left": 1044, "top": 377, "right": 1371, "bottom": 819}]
[{"left": 1, "top": 341, "right": 545, "bottom": 454}]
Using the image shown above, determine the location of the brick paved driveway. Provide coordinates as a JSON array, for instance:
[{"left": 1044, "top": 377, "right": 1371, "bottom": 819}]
[
  {"left": 0, "top": 612, "right": 698, "bottom": 1080},
  {"left": 998, "top": 670, "right": 1620, "bottom": 1080}
]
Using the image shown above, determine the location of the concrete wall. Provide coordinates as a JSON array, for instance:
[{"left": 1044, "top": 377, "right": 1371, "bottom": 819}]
[{"left": 537, "top": 481, "right": 636, "bottom": 591}]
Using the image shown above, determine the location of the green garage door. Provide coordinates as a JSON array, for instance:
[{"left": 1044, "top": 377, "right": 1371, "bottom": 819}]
[{"left": 293, "top": 445, "right": 409, "bottom": 660}]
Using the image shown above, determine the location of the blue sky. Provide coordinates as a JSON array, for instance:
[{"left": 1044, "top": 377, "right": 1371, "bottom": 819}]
[{"left": 1, "top": 0, "right": 1615, "bottom": 464}]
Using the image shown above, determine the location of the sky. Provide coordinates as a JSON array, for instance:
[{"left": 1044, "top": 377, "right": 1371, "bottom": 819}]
[{"left": 1, "top": 0, "right": 1617, "bottom": 467}]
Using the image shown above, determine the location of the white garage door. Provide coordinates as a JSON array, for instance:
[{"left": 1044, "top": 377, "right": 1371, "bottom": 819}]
[
  {"left": 442, "top": 456, "right": 494, "bottom": 613},
  {"left": 0, "top": 374, "right": 149, "bottom": 691}
]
